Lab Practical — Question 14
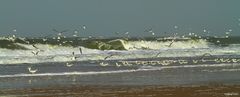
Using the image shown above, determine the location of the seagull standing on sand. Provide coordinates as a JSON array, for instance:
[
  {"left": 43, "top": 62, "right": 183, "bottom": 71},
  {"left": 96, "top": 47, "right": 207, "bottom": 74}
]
[
  {"left": 28, "top": 67, "right": 38, "bottom": 74},
  {"left": 115, "top": 62, "right": 121, "bottom": 67},
  {"left": 99, "top": 62, "right": 109, "bottom": 67},
  {"left": 66, "top": 62, "right": 74, "bottom": 67}
]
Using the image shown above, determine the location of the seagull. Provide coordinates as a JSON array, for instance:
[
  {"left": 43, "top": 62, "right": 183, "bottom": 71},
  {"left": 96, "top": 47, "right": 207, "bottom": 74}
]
[
  {"left": 88, "top": 35, "right": 93, "bottom": 39},
  {"left": 155, "top": 52, "right": 161, "bottom": 57},
  {"left": 52, "top": 29, "right": 68, "bottom": 39},
  {"left": 66, "top": 62, "right": 74, "bottom": 67},
  {"left": 71, "top": 56, "right": 76, "bottom": 61},
  {"left": 200, "top": 53, "right": 213, "bottom": 62},
  {"left": 57, "top": 36, "right": 61, "bottom": 40},
  {"left": 31, "top": 51, "right": 39, "bottom": 56},
  {"left": 201, "top": 53, "right": 213, "bottom": 58},
  {"left": 17, "top": 37, "right": 30, "bottom": 44},
  {"left": 43, "top": 38, "right": 47, "bottom": 42},
  {"left": 82, "top": 25, "right": 86, "bottom": 30},
  {"left": 174, "top": 25, "right": 178, "bottom": 29},
  {"left": 167, "top": 33, "right": 177, "bottom": 47},
  {"left": 114, "top": 32, "right": 120, "bottom": 35},
  {"left": 32, "top": 44, "right": 39, "bottom": 49},
  {"left": 151, "top": 32, "right": 155, "bottom": 36},
  {"left": 74, "top": 30, "right": 79, "bottom": 34},
  {"left": 192, "top": 60, "right": 199, "bottom": 64},
  {"left": 71, "top": 52, "right": 77, "bottom": 61},
  {"left": 104, "top": 54, "right": 115, "bottom": 60},
  {"left": 189, "top": 33, "right": 192, "bottom": 36},
  {"left": 115, "top": 62, "right": 121, "bottom": 67},
  {"left": 52, "top": 29, "right": 69, "bottom": 34},
  {"left": 232, "top": 58, "right": 238, "bottom": 63},
  {"left": 28, "top": 79, "right": 32, "bottom": 84},
  {"left": 28, "top": 67, "right": 38, "bottom": 74},
  {"left": 144, "top": 28, "right": 153, "bottom": 33},
  {"left": 99, "top": 62, "right": 109, "bottom": 67},
  {"left": 225, "top": 32, "right": 230, "bottom": 35},
  {"left": 168, "top": 39, "right": 175, "bottom": 47},
  {"left": 13, "top": 29, "right": 17, "bottom": 32},
  {"left": 73, "top": 30, "right": 79, "bottom": 37},
  {"left": 73, "top": 34, "right": 77, "bottom": 37},
  {"left": 79, "top": 47, "right": 83, "bottom": 54},
  {"left": 31, "top": 45, "right": 44, "bottom": 55},
  {"left": 203, "top": 29, "right": 207, "bottom": 33}
]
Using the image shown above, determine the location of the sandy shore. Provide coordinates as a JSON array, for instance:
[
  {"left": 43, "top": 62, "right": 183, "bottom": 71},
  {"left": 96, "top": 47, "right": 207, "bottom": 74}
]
[{"left": 1, "top": 85, "right": 240, "bottom": 97}]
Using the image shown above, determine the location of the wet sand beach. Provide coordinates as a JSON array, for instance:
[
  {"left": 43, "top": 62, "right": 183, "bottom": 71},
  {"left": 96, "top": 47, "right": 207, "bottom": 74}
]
[
  {"left": 1, "top": 58, "right": 240, "bottom": 97},
  {"left": 1, "top": 85, "right": 240, "bottom": 97}
]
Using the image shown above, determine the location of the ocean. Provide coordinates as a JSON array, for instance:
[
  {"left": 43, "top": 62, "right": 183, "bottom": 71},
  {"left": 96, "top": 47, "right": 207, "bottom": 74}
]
[{"left": 0, "top": 36, "right": 240, "bottom": 96}]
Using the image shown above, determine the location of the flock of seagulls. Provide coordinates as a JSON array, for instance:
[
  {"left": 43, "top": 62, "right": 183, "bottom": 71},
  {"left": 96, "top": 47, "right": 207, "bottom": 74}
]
[
  {"left": 31, "top": 44, "right": 42, "bottom": 55},
  {"left": 99, "top": 54, "right": 117, "bottom": 67},
  {"left": 23, "top": 25, "right": 88, "bottom": 74},
  {"left": 8, "top": 25, "right": 234, "bottom": 74}
]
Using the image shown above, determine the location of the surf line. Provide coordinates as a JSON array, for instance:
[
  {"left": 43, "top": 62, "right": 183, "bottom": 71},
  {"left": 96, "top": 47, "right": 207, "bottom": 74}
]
[{"left": 108, "top": 58, "right": 240, "bottom": 67}]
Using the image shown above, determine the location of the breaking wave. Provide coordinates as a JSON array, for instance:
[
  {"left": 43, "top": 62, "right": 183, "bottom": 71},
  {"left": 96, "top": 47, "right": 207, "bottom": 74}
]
[
  {"left": 0, "top": 36, "right": 210, "bottom": 50},
  {"left": 0, "top": 36, "right": 240, "bottom": 64}
]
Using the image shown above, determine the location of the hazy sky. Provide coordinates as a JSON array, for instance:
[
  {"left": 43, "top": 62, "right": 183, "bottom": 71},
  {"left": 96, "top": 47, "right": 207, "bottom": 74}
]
[{"left": 0, "top": 0, "right": 240, "bottom": 37}]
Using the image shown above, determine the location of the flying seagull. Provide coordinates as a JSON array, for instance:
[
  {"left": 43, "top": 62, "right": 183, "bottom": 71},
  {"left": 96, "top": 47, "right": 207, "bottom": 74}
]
[
  {"left": 99, "top": 62, "right": 109, "bottom": 67},
  {"left": 79, "top": 48, "right": 83, "bottom": 54}
]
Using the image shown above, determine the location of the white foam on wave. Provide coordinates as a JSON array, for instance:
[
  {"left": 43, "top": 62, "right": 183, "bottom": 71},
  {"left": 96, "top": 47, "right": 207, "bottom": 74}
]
[
  {"left": 1, "top": 48, "right": 240, "bottom": 65},
  {"left": 0, "top": 43, "right": 106, "bottom": 64},
  {"left": 124, "top": 39, "right": 209, "bottom": 50},
  {"left": 0, "top": 44, "right": 85, "bottom": 57},
  {"left": 18, "top": 43, "right": 102, "bottom": 56}
]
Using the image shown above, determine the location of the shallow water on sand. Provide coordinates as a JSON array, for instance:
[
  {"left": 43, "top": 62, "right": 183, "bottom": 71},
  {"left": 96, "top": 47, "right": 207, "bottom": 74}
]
[{"left": 1, "top": 57, "right": 240, "bottom": 89}]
